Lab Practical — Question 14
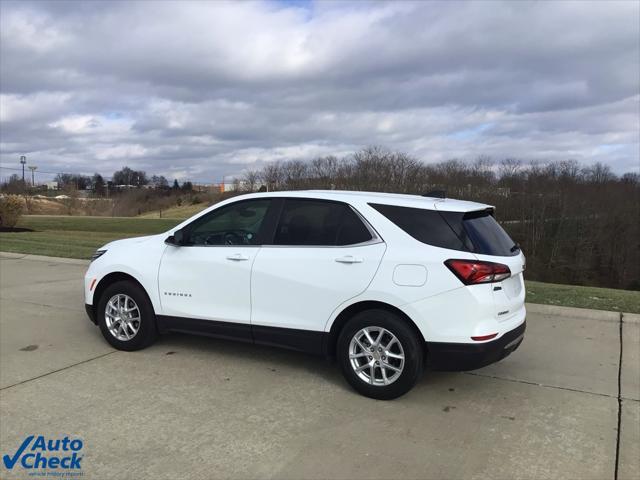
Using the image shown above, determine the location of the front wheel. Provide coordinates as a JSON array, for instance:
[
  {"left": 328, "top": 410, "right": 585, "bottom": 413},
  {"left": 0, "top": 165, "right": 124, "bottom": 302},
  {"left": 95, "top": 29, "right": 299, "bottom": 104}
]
[
  {"left": 97, "top": 280, "right": 158, "bottom": 351},
  {"left": 337, "top": 309, "right": 423, "bottom": 400}
]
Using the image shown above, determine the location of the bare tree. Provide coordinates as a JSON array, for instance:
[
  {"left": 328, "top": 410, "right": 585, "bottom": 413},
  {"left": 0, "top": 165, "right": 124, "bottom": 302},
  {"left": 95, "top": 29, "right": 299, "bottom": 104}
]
[
  {"left": 262, "top": 162, "right": 283, "bottom": 192},
  {"left": 582, "top": 162, "right": 615, "bottom": 184},
  {"left": 245, "top": 147, "right": 638, "bottom": 290},
  {"left": 498, "top": 158, "right": 522, "bottom": 184},
  {"left": 242, "top": 170, "right": 261, "bottom": 192},
  {"left": 281, "top": 160, "right": 308, "bottom": 190}
]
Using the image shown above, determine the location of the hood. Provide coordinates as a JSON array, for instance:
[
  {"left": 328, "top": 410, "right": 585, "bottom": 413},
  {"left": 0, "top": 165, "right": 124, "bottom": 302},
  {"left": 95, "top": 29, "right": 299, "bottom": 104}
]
[{"left": 100, "top": 233, "right": 163, "bottom": 251}]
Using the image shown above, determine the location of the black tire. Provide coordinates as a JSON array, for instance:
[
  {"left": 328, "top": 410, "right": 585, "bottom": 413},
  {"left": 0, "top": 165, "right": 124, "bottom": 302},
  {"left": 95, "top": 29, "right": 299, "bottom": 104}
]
[
  {"left": 337, "top": 309, "right": 423, "bottom": 400},
  {"left": 96, "top": 280, "right": 158, "bottom": 351}
]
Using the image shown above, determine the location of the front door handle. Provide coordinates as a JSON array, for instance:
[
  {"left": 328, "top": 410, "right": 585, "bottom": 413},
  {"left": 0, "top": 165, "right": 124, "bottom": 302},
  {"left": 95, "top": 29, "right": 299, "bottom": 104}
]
[
  {"left": 226, "top": 253, "right": 249, "bottom": 261},
  {"left": 335, "top": 255, "right": 364, "bottom": 264}
]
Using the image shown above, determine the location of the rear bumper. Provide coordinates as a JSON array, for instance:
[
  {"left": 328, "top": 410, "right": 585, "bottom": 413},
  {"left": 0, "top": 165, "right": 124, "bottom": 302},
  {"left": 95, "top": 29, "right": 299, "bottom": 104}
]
[
  {"left": 427, "top": 320, "right": 525, "bottom": 371},
  {"left": 85, "top": 303, "right": 97, "bottom": 325}
]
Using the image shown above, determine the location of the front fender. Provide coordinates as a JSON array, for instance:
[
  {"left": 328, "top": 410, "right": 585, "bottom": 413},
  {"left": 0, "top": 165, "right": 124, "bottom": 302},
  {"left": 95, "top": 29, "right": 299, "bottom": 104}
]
[
  {"left": 84, "top": 236, "right": 166, "bottom": 313},
  {"left": 85, "top": 263, "right": 162, "bottom": 311}
]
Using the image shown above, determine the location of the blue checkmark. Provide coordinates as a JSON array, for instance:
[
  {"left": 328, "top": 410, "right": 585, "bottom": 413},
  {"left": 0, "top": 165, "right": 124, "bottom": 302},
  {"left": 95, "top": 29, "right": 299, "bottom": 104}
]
[{"left": 3, "top": 435, "right": 34, "bottom": 469}]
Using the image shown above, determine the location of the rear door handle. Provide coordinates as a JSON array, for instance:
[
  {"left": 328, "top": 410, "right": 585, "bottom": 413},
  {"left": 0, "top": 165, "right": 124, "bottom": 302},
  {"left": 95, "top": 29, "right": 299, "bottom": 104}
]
[
  {"left": 226, "top": 253, "right": 249, "bottom": 261},
  {"left": 335, "top": 255, "right": 364, "bottom": 264}
]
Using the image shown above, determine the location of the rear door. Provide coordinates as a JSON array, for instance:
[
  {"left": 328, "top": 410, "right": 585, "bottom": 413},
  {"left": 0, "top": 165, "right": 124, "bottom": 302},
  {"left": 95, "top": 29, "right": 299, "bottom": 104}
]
[{"left": 250, "top": 198, "right": 386, "bottom": 352}]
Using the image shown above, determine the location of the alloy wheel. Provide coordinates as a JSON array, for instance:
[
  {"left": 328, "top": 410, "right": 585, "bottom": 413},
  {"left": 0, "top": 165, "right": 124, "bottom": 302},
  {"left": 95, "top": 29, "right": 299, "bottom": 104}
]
[
  {"left": 348, "top": 326, "right": 405, "bottom": 386},
  {"left": 105, "top": 294, "right": 141, "bottom": 341}
]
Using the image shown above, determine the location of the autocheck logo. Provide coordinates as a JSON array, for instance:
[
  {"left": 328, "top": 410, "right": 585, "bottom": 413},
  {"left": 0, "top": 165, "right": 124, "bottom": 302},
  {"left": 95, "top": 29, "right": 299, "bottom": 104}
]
[{"left": 3, "top": 435, "right": 84, "bottom": 474}]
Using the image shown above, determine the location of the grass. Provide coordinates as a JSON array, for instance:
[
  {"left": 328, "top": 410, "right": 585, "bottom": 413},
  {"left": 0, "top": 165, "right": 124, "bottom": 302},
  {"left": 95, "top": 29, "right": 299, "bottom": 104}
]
[
  {"left": 15, "top": 215, "right": 180, "bottom": 233},
  {"left": 1, "top": 215, "right": 639, "bottom": 313},
  {"left": 525, "top": 280, "right": 639, "bottom": 314},
  {"left": 0, "top": 215, "right": 180, "bottom": 259}
]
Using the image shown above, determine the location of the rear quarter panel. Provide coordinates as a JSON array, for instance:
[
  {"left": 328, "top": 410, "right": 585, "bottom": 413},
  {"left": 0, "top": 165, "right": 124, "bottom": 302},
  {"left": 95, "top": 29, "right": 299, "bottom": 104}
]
[{"left": 325, "top": 202, "right": 482, "bottom": 339}]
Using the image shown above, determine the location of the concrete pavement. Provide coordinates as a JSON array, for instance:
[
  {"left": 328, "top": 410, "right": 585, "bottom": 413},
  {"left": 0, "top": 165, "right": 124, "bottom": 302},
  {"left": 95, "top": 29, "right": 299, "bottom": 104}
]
[{"left": 0, "top": 253, "right": 638, "bottom": 479}]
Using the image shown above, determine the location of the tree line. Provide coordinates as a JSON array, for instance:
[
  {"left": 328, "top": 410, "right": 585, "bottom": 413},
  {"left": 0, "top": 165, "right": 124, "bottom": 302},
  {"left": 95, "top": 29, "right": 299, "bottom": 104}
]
[
  {"left": 1, "top": 166, "right": 194, "bottom": 194},
  {"left": 240, "top": 147, "right": 639, "bottom": 291},
  {"left": 1, "top": 146, "right": 637, "bottom": 290}
]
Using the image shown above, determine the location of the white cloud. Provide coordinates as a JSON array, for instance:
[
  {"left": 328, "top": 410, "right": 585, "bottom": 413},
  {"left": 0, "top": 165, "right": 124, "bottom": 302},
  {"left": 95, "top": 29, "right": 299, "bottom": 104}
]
[
  {"left": 0, "top": 8, "right": 70, "bottom": 53},
  {"left": 0, "top": 0, "right": 638, "bottom": 180},
  {"left": 0, "top": 92, "right": 71, "bottom": 123}
]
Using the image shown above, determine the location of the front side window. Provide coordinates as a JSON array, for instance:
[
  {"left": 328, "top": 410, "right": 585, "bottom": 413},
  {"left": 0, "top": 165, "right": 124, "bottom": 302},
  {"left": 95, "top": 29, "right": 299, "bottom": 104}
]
[
  {"left": 187, "top": 199, "right": 271, "bottom": 246},
  {"left": 274, "top": 199, "right": 373, "bottom": 246}
]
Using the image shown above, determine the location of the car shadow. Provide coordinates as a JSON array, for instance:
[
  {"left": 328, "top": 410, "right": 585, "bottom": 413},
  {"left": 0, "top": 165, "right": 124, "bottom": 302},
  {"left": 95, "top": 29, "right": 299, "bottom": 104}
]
[
  {"left": 153, "top": 332, "right": 345, "bottom": 386},
  {"left": 150, "top": 331, "right": 461, "bottom": 394}
]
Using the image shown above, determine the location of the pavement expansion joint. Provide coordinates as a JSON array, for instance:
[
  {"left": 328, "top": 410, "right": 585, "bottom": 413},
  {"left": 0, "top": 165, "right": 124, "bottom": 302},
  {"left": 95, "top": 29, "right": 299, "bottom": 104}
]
[{"left": 0, "top": 350, "right": 118, "bottom": 391}]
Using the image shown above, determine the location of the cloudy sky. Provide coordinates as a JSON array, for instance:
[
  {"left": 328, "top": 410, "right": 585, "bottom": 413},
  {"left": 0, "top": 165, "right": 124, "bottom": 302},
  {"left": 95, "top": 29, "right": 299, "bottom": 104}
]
[{"left": 1, "top": 0, "right": 638, "bottom": 183}]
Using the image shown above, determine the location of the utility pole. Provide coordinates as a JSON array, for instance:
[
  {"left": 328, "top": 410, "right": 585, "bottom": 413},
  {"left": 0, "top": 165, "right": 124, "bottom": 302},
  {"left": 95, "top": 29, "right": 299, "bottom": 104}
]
[
  {"left": 19, "top": 155, "right": 26, "bottom": 182},
  {"left": 28, "top": 166, "right": 37, "bottom": 187}
]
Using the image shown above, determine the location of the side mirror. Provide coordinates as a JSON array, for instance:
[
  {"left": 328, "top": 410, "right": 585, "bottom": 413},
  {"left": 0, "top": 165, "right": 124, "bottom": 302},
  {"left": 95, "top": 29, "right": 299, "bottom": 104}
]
[{"left": 165, "top": 228, "right": 186, "bottom": 246}]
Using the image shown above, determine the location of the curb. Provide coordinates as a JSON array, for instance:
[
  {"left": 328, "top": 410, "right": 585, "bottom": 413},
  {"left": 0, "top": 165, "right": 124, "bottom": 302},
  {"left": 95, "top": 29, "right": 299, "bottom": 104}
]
[
  {"left": 622, "top": 312, "right": 640, "bottom": 325},
  {"left": 0, "top": 251, "right": 90, "bottom": 266},
  {"left": 526, "top": 303, "right": 639, "bottom": 324}
]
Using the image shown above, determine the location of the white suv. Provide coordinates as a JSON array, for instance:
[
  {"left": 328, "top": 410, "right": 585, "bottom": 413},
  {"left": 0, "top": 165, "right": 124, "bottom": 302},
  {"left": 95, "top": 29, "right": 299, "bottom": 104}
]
[{"left": 84, "top": 191, "right": 526, "bottom": 399}]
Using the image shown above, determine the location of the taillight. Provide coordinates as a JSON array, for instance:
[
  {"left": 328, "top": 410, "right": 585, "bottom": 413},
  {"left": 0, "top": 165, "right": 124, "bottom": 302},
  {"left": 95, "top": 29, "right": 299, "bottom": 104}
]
[{"left": 445, "top": 259, "right": 511, "bottom": 285}]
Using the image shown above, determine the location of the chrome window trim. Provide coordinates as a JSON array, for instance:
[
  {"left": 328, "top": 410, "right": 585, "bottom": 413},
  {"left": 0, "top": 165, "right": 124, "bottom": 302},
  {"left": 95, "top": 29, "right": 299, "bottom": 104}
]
[
  {"left": 173, "top": 197, "right": 384, "bottom": 249},
  {"left": 349, "top": 204, "right": 384, "bottom": 244}
]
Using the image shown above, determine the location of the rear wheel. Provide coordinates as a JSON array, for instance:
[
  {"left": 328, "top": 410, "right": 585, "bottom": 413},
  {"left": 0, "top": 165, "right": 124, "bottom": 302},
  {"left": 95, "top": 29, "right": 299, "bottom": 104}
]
[
  {"left": 97, "top": 280, "right": 158, "bottom": 351},
  {"left": 337, "top": 309, "right": 423, "bottom": 400}
]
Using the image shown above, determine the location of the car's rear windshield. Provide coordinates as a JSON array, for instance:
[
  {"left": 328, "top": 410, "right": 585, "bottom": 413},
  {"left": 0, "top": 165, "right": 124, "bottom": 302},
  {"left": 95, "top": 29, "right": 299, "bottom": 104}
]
[
  {"left": 459, "top": 210, "right": 518, "bottom": 256},
  {"left": 369, "top": 203, "right": 518, "bottom": 257}
]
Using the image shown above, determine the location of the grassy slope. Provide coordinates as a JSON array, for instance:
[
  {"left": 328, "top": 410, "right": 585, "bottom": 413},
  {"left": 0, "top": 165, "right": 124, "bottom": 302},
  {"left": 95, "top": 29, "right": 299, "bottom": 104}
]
[
  {"left": 0, "top": 215, "right": 180, "bottom": 259},
  {"left": 1, "top": 215, "right": 639, "bottom": 313},
  {"left": 16, "top": 215, "right": 180, "bottom": 233},
  {"left": 525, "top": 280, "right": 639, "bottom": 314}
]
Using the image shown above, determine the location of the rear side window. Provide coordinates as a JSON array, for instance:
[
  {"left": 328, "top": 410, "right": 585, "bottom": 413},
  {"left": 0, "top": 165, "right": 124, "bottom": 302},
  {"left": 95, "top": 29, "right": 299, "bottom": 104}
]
[
  {"left": 274, "top": 199, "right": 373, "bottom": 246},
  {"left": 370, "top": 204, "right": 467, "bottom": 251},
  {"left": 370, "top": 203, "right": 518, "bottom": 256},
  {"left": 337, "top": 208, "right": 373, "bottom": 246}
]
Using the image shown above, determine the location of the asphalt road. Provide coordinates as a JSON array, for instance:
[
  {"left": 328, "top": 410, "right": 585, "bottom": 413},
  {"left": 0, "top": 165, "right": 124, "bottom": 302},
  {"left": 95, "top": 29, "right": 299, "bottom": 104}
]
[{"left": 0, "top": 253, "right": 638, "bottom": 480}]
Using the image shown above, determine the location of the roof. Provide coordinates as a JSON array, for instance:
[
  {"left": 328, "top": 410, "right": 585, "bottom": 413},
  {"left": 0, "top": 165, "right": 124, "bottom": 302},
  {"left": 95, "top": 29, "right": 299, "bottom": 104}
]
[{"left": 246, "top": 190, "right": 493, "bottom": 213}]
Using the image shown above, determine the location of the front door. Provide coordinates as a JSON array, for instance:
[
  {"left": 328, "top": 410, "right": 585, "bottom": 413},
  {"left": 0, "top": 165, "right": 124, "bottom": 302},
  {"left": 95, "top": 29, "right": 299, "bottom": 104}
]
[{"left": 158, "top": 198, "right": 274, "bottom": 339}]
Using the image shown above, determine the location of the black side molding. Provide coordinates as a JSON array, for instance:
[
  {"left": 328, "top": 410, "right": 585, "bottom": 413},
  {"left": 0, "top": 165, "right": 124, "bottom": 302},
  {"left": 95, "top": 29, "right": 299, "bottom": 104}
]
[
  {"left": 252, "top": 325, "right": 325, "bottom": 355},
  {"left": 155, "top": 315, "right": 327, "bottom": 355},
  {"left": 156, "top": 315, "right": 253, "bottom": 343}
]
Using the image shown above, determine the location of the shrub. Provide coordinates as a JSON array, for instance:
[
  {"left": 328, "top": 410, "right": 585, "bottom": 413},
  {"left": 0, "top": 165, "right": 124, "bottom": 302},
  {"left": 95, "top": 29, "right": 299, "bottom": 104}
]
[{"left": 0, "top": 195, "right": 25, "bottom": 228}]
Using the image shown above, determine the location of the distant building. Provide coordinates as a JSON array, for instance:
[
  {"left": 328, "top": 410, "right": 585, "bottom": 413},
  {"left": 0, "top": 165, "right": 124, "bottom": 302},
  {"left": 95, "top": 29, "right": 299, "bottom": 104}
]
[{"left": 212, "top": 180, "right": 267, "bottom": 193}]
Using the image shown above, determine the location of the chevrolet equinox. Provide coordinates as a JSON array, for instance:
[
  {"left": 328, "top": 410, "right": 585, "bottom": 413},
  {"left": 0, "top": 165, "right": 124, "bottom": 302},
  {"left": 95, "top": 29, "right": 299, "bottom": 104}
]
[{"left": 84, "top": 191, "right": 526, "bottom": 399}]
